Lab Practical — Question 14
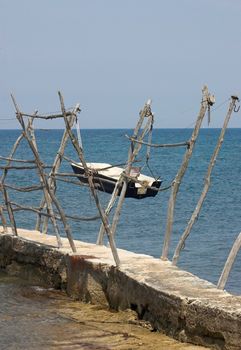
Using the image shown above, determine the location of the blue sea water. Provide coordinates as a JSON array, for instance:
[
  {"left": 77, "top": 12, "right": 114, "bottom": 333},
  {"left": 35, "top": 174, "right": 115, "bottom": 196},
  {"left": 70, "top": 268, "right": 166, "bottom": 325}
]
[{"left": 1, "top": 128, "right": 241, "bottom": 295}]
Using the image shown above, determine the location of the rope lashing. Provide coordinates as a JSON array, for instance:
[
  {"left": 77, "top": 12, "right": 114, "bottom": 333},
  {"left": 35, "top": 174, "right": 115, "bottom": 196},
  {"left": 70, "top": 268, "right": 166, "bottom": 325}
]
[
  {"left": 232, "top": 95, "right": 240, "bottom": 113},
  {"left": 122, "top": 173, "right": 173, "bottom": 192},
  {"left": 207, "top": 94, "right": 215, "bottom": 126},
  {"left": 125, "top": 135, "right": 189, "bottom": 148}
]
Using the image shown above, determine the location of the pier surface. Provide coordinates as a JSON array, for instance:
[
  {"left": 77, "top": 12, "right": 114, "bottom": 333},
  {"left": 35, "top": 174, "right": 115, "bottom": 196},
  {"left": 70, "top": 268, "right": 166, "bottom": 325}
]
[{"left": 0, "top": 227, "right": 241, "bottom": 350}]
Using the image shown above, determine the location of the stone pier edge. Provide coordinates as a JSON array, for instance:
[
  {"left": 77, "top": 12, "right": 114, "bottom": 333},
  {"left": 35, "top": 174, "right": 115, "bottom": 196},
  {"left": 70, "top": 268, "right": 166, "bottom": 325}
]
[{"left": 0, "top": 229, "right": 241, "bottom": 350}]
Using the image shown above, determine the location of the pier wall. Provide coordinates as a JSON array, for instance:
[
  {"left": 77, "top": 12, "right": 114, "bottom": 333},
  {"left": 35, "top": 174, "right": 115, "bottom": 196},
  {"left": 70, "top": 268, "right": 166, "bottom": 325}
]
[{"left": 0, "top": 229, "right": 241, "bottom": 350}]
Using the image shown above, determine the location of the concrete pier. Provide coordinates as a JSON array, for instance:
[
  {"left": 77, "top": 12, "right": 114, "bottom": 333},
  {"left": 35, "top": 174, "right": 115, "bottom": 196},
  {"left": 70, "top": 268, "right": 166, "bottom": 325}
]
[{"left": 0, "top": 228, "right": 241, "bottom": 350}]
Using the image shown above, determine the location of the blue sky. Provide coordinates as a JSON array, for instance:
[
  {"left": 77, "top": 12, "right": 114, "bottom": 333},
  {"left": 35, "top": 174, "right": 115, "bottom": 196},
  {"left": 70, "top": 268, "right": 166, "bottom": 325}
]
[{"left": 1, "top": 0, "right": 241, "bottom": 129}]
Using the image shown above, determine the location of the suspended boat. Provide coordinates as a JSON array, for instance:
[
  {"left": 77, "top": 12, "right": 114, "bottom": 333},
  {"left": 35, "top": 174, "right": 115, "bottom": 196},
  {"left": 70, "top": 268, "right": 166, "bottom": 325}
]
[{"left": 71, "top": 162, "right": 162, "bottom": 199}]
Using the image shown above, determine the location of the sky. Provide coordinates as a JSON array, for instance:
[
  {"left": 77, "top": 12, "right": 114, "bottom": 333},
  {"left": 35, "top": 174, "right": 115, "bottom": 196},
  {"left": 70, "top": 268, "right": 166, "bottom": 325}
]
[{"left": 1, "top": 0, "right": 241, "bottom": 129}]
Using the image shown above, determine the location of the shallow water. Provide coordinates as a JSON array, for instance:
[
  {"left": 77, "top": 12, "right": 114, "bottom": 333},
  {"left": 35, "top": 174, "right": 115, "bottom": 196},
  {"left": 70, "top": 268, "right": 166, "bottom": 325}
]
[{"left": 0, "top": 271, "right": 208, "bottom": 350}]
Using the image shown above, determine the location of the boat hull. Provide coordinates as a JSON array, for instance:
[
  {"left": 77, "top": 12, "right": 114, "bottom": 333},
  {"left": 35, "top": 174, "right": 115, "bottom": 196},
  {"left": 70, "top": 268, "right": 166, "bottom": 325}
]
[{"left": 71, "top": 164, "right": 161, "bottom": 199}]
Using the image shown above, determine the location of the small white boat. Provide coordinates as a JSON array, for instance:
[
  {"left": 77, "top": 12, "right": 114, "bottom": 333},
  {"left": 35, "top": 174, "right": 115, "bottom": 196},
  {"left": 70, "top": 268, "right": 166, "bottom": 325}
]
[{"left": 71, "top": 162, "right": 161, "bottom": 199}]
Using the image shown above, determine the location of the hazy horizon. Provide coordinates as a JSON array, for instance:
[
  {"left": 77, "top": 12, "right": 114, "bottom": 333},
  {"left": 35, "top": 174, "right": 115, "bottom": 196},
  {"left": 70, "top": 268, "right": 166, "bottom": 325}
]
[{"left": 1, "top": 126, "right": 241, "bottom": 131}]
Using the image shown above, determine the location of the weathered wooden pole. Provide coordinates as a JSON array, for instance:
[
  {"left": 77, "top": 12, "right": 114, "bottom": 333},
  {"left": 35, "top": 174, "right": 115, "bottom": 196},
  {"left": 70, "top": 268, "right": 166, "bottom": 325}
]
[
  {"left": 217, "top": 231, "right": 241, "bottom": 290},
  {"left": 28, "top": 114, "right": 38, "bottom": 149},
  {"left": 12, "top": 110, "right": 63, "bottom": 247},
  {"left": 17, "top": 111, "right": 63, "bottom": 246},
  {"left": 58, "top": 92, "right": 120, "bottom": 266},
  {"left": 2, "top": 187, "right": 18, "bottom": 235},
  {"left": 11, "top": 95, "right": 77, "bottom": 251},
  {"left": 38, "top": 106, "right": 80, "bottom": 233},
  {"left": 96, "top": 179, "right": 122, "bottom": 245},
  {"left": 172, "top": 95, "right": 238, "bottom": 266},
  {"left": 96, "top": 100, "right": 153, "bottom": 245},
  {"left": 0, "top": 110, "right": 41, "bottom": 235},
  {"left": 0, "top": 205, "right": 7, "bottom": 233},
  {"left": 0, "top": 123, "right": 29, "bottom": 234},
  {"left": 110, "top": 110, "right": 154, "bottom": 239},
  {"left": 161, "top": 86, "right": 211, "bottom": 260},
  {"left": 47, "top": 107, "right": 80, "bottom": 190}
]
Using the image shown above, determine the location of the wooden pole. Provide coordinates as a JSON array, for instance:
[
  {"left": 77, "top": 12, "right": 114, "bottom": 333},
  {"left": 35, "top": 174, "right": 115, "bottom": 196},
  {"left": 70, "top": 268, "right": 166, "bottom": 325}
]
[
  {"left": 217, "top": 232, "right": 241, "bottom": 290},
  {"left": 11, "top": 95, "right": 77, "bottom": 251},
  {"left": 2, "top": 187, "right": 18, "bottom": 235},
  {"left": 172, "top": 96, "right": 238, "bottom": 266},
  {"left": 96, "top": 179, "right": 122, "bottom": 245},
  {"left": 0, "top": 110, "right": 39, "bottom": 234},
  {"left": 24, "top": 114, "right": 64, "bottom": 247},
  {"left": 111, "top": 111, "right": 152, "bottom": 235},
  {"left": 96, "top": 101, "right": 153, "bottom": 245},
  {"left": 38, "top": 107, "right": 79, "bottom": 233},
  {"left": 48, "top": 108, "right": 80, "bottom": 189},
  {"left": 0, "top": 205, "right": 7, "bottom": 233},
  {"left": 0, "top": 123, "right": 28, "bottom": 234},
  {"left": 28, "top": 115, "right": 38, "bottom": 149},
  {"left": 58, "top": 92, "right": 120, "bottom": 265},
  {"left": 161, "top": 86, "right": 210, "bottom": 260}
]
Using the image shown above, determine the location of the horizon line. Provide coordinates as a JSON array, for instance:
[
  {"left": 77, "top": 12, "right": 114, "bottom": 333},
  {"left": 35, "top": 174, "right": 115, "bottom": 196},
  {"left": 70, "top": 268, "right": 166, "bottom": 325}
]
[{"left": 0, "top": 127, "right": 241, "bottom": 131}]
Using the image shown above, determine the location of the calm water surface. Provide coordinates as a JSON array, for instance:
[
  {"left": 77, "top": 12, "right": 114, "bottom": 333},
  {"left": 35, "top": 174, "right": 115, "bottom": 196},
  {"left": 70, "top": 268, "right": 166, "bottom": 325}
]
[
  {"left": 0, "top": 128, "right": 241, "bottom": 295},
  {"left": 0, "top": 271, "right": 206, "bottom": 350}
]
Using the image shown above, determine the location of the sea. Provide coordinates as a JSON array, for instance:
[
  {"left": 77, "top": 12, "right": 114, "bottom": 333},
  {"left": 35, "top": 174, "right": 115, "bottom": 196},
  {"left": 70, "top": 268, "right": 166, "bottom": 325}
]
[{"left": 0, "top": 128, "right": 241, "bottom": 349}]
